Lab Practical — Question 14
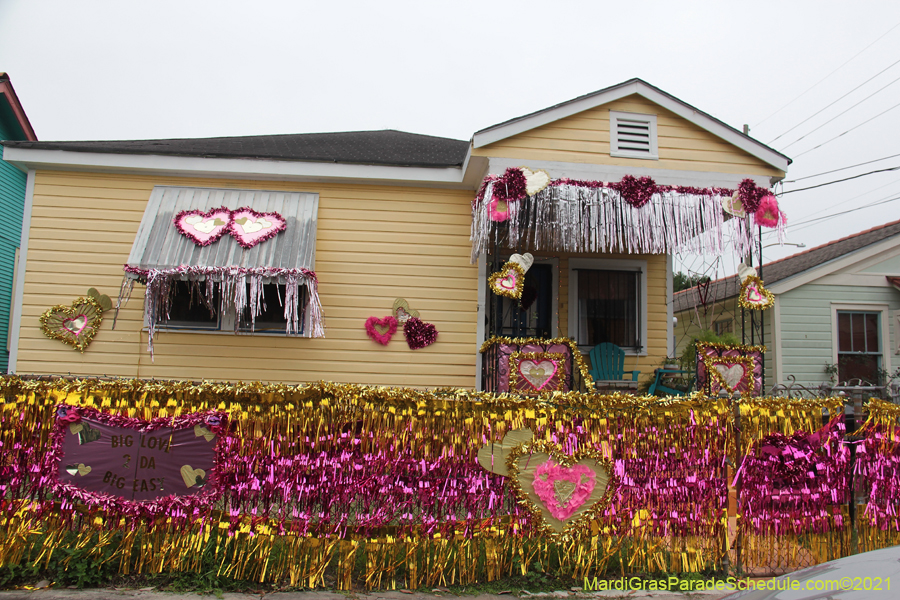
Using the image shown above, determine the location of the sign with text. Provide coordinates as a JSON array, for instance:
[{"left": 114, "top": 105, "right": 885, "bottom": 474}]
[{"left": 57, "top": 414, "right": 220, "bottom": 502}]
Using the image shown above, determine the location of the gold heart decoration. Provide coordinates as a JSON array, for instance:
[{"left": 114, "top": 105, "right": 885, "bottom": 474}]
[
  {"left": 65, "top": 463, "right": 92, "bottom": 477},
  {"left": 39, "top": 297, "right": 103, "bottom": 352},
  {"left": 738, "top": 275, "right": 774, "bottom": 310},
  {"left": 194, "top": 424, "right": 216, "bottom": 442},
  {"left": 68, "top": 423, "right": 84, "bottom": 435},
  {"left": 180, "top": 465, "right": 207, "bottom": 489},
  {"left": 507, "top": 441, "right": 616, "bottom": 536},
  {"left": 477, "top": 428, "right": 534, "bottom": 476},
  {"left": 392, "top": 298, "right": 420, "bottom": 323},
  {"left": 489, "top": 262, "right": 525, "bottom": 299}
]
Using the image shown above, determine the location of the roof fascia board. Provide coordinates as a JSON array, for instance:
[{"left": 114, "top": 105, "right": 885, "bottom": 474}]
[
  {"left": 473, "top": 81, "right": 789, "bottom": 174},
  {"left": 2, "top": 147, "right": 476, "bottom": 189},
  {"left": 768, "top": 235, "right": 900, "bottom": 295},
  {"left": 0, "top": 79, "right": 38, "bottom": 141}
]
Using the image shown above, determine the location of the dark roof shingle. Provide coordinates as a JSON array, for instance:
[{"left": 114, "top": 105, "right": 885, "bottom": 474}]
[
  {"left": 1, "top": 129, "right": 469, "bottom": 168},
  {"left": 673, "top": 218, "right": 900, "bottom": 312}
]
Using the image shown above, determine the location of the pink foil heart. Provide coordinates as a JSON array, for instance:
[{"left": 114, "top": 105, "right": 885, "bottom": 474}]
[
  {"left": 404, "top": 317, "right": 437, "bottom": 350},
  {"left": 365, "top": 316, "right": 398, "bottom": 346},
  {"left": 174, "top": 208, "right": 232, "bottom": 246},
  {"left": 531, "top": 459, "right": 597, "bottom": 521},
  {"left": 229, "top": 207, "right": 286, "bottom": 249}
]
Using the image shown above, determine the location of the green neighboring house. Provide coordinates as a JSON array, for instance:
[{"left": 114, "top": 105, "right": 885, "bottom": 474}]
[
  {"left": 0, "top": 74, "right": 37, "bottom": 372},
  {"left": 674, "top": 219, "right": 900, "bottom": 391}
]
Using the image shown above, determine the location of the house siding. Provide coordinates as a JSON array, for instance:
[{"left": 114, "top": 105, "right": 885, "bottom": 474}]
[
  {"left": 16, "top": 171, "right": 480, "bottom": 387},
  {"left": 472, "top": 95, "right": 786, "bottom": 179},
  {"left": 0, "top": 119, "right": 27, "bottom": 373},
  {"left": 777, "top": 283, "right": 900, "bottom": 386}
]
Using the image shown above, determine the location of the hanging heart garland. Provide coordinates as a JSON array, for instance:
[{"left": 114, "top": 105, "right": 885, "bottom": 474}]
[
  {"left": 404, "top": 317, "right": 438, "bottom": 350},
  {"left": 174, "top": 207, "right": 232, "bottom": 246},
  {"left": 39, "top": 297, "right": 104, "bottom": 352},
  {"left": 489, "top": 262, "right": 525, "bottom": 299},
  {"left": 365, "top": 315, "right": 398, "bottom": 346},
  {"left": 738, "top": 275, "right": 774, "bottom": 311},
  {"left": 507, "top": 440, "right": 617, "bottom": 536}
]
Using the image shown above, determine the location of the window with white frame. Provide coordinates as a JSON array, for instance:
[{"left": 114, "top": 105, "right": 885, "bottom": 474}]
[
  {"left": 569, "top": 259, "right": 646, "bottom": 352},
  {"left": 836, "top": 310, "right": 882, "bottom": 383},
  {"left": 609, "top": 111, "right": 659, "bottom": 160}
]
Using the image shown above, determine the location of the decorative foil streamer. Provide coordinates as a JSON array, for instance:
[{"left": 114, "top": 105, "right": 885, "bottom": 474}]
[
  {"left": 116, "top": 265, "right": 325, "bottom": 354},
  {"left": 469, "top": 172, "right": 774, "bottom": 262},
  {"left": 0, "top": 377, "right": 869, "bottom": 588}
]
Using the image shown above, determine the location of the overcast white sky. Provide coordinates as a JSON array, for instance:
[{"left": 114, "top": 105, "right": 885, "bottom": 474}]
[{"left": 2, "top": 0, "right": 899, "bottom": 275}]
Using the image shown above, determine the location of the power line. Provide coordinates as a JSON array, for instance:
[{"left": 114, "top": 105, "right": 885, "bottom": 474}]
[
  {"left": 783, "top": 152, "right": 900, "bottom": 183},
  {"left": 780, "top": 165, "right": 900, "bottom": 194},
  {"left": 753, "top": 20, "right": 900, "bottom": 128},
  {"left": 780, "top": 72, "right": 900, "bottom": 150},
  {"left": 792, "top": 99, "right": 900, "bottom": 158},
  {"left": 784, "top": 195, "right": 900, "bottom": 230},
  {"left": 769, "top": 57, "right": 900, "bottom": 144}
]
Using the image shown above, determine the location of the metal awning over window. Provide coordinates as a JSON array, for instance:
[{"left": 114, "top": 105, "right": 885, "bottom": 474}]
[{"left": 118, "top": 186, "right": 324, "bottom": 352}]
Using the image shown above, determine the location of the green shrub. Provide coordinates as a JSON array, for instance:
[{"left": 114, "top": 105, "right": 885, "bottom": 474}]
[{"left": 679, "top": 330, "right": 741, "bottom": 374}]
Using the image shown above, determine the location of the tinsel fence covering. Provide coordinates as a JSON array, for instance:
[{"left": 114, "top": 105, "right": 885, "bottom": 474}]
[{"left": 0, "top": 377, "right": 882, "bottom": 588}]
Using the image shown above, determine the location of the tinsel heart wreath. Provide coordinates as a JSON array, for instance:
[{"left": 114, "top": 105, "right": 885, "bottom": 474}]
[
  {"left": 738, "top": 275, "right": 774, "bottom": 310},
  {"left": 365, "top": 315, "right": 398, "bottom": 346},
  {"left": 39, "top": 297, "right": 104, "bottom": 352},
  {"left": 489, "top": 262, "right": 525, "bottom": 299},
  {"left": 507, "top": 440, "right": 617, "bottom": 536},
  {"left": 611, "top": 175, "right": 655, "bottom": 208},
  {"left": 404, "top": 317, "right": 437, "bottom": 350},
  {"left": 174, "top": 207, "right": 232, "bottom": 246}
]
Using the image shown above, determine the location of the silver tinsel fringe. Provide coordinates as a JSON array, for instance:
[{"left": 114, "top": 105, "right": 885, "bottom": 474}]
[
  {"left": 115, "top": 265, "right": 325, "bottom": 356},
  {"left": 470, "top": 184, "right": 758, "bottom": 262}
]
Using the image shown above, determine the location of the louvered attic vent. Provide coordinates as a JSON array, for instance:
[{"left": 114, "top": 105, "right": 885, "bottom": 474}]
[{"left": 610, "top": 111, "right": 659, "bottom": 160}]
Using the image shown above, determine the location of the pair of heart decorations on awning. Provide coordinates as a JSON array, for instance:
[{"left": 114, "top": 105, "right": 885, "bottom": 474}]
[{"left": 174, "top": 207, "right": 286, "bottom": 249}]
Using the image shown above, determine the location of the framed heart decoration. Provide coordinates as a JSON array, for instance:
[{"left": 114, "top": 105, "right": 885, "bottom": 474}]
[
  {"left": 174, "top": 207, "right": 232, "bottom": 246},
  {"left": 489, "top": 262, "right": 525, "bottom": 299},
  {"left": 738, "top": 275, "right": 774, "bottom": 311},
  {"left": 507, "top": 440, "right": 617, "bottom": 536},
  {"left": 696, "top": 341, "right": 765, "bottom": 396},
  {"left": 40, "top": 297, "right": 104, "bottom": 352},
  {"left": 509, "top": 352, "right": 566, "bottom": 394}
]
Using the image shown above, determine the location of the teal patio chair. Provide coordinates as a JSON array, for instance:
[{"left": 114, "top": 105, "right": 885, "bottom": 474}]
[
  {"left": 648, "top": 368, "right": 694, "bottom": 397},
  {"left": 588, "top": 343, "right": 640, "bottom": 385}
]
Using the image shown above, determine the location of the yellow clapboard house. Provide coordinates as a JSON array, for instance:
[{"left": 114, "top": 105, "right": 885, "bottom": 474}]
[{"left": 0, "top": 79, "right": 788, "bottom": 389}]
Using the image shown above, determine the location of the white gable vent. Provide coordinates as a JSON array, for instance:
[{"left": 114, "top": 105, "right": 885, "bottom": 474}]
[{"left": 610, "top": 111, "right": 659, "bottom": 160}]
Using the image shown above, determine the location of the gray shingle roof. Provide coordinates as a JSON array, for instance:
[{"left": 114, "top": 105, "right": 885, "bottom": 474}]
[
  {"left": 673, "top": 218, "right": 900, "bottom": 313},
  {"left": 0, "top": 129, "right": 469, "bottom": 168}
]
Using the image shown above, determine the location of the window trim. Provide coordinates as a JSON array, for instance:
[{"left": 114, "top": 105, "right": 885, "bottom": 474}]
[
  {"left": 830, "top": 302, "right": 892, "bottom": 378},
  {"left": 609, "top": 110, "right": 659, "bottom": 160},
  {"left": 568, "top": 258, "right": 648, "bottom": 355}
]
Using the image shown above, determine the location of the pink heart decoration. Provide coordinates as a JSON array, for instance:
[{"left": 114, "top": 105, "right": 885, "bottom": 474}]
[
  {"left": 229, "top": 207, "right": 286, "bottom": 249},
  {"left": 518, "top": 359, "right": 558, "bottom": 391},
  {"left": 404, "top": 317, "right": 438, "bottom": 350},
  {"left": 746, "top": 284, "right": 764, "bottom": 303},
  {"left": 531, "top": 459, "right": 597, "bottom": 521},
  {"left": 365, "top": 316, "right": 398, "bottom": 346},
  {"left": 174, "top": 208, "right": 232, "bottom": 246}
]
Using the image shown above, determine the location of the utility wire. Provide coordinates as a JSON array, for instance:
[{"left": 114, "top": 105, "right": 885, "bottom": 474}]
[
  {"left": 784, "top": 195, "right": 900, "bottom": 230},
  {"left": 780, "top": 165, "right": 900, "bottom": 194},
  {"left": 769, "top": 58, "right": 900, "bottom": 144},
  {"left": 792, "top": 99, "right": 900, "bottom": 158},
  {"left": 753, "top": 20, "right": 900, "bottom": 128},
  {"left": 780, "top": 72, "right": 900, "bottom": 150},
  {"left": 783, "top": 152, "right": 900, "bottom": 183}
]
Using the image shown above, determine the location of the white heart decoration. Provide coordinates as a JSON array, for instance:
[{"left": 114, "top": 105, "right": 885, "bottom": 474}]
[
  {"left": 519, "top": 359, "right": 559, "bottom": 391},
  {"left": 508, "top": 253, "right": 534, "bottom": 274},
  {"left": 522, "top": 168, "right": 551, "bottom": 196},
  {"left": 714, "top": 363, "right": 745, "bottom": 389}
]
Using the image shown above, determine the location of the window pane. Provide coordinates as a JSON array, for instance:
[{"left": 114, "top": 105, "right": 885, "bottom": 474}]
[
  {"left": 838, "top": 313, "right": 852, "bottom": 352},
  {"left": 239, "top": 284, "right": 305, "bottom": 333},
  {"left": 851, "top": 313, "right": 865, "bottom": 352},
  {"left": 577, "top": 269, "right": 638, "bottom": 348},
  {"left": 162, "top": 281, "right": 218, "bottom": 329},
  {"left": 838, "top": 354, "right": 879, "bottom": 384},
  {"left": 866, "top": 313, "right": 879, "bottom": 352}
]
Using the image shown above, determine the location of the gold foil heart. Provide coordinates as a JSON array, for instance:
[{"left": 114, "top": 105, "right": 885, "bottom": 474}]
[
  {"left": 194, "top": 424, "right": 215, "bottom": 442},
  {"left": 180, "top": 465, "right": 207, "bottom": 489}
]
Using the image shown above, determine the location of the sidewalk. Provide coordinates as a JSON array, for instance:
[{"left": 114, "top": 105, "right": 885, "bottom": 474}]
[{"left": 0, "top": 589, "right": 735, "bottom": 600}]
